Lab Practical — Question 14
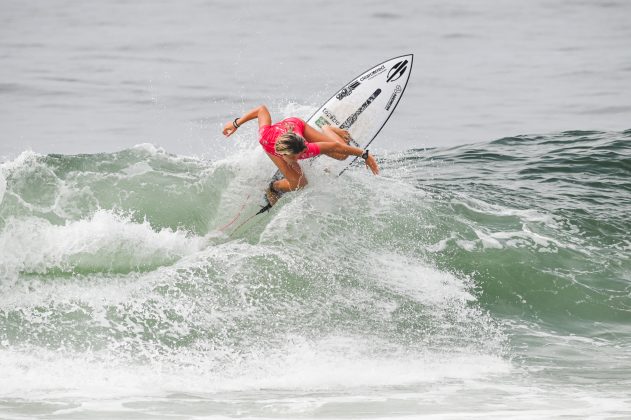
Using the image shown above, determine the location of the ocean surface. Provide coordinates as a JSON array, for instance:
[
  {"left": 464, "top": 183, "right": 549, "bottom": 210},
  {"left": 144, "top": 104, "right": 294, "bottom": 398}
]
[
  {"left": 1, "top": 129, "right": 630, "bottom": 418},
  {"left": 2, "top": 0, "right": 631, "bottom": 159},
  {"left": 2, "top": 0, "right": 631, "bottom": 419}
]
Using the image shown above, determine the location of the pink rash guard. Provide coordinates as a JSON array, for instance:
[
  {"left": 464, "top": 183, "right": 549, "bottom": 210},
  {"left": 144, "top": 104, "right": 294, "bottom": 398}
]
[{"left": 258, "top": 117, "right": 321, "bottom": 160}]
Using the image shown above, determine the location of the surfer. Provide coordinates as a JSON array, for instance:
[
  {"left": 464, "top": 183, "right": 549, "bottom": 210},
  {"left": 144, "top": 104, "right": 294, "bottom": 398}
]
[{"left": 222, "top": 105, "right": 379, "bottom": 204}]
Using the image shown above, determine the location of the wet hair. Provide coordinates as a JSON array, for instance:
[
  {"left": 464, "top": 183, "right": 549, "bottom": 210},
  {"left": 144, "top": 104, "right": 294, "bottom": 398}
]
[{"left": 275, "top": 127, "right": 307, "bottom": 156}]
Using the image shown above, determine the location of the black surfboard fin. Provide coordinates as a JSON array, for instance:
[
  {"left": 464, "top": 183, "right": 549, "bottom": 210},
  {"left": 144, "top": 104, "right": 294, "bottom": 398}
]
[{"left": 256, "top": 203, "right": 272, "bottom": 215}]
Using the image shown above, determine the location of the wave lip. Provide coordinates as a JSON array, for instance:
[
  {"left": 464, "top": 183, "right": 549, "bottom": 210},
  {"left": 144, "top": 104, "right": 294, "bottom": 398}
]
[{"left": 0, "top": 209, "right": 204, "bottom": 277}]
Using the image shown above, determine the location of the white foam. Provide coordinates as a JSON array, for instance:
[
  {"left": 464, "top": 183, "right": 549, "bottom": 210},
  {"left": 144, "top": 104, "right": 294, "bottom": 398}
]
[
  {"left": 121, "top": 161, "right": 154, "bottom": 177},
  {"left": 0, "top": 150, "right": 42, "bottom": 175},
  {"left": 0, "top": 171, "right": 6, "bottom": 207},
  {"left": 425, "top": 236, "right": 452, "bottom": 252},
  {"left": 456, "top": 239, "right": 477, "bottom": 252},
  {"left": 131, "top": 142, "right": 165, "bottom": 155},
  {"left": 224, "top": 337, "right": 509, "bottom": 391},
  {"left": 442, "top": 225, "right": 583, "bottom": 254},
  {"left": 371, "top": 253, "right": 474, "bottom": 304},
  {"left": 451, "top": 196, "right": 557, "bottom": 227},
  {"left": 475, "top": 229, "right": 503, "bottom": 249},
  {"left": 0, "top": 209, "right": 205, "bottom": 278},
  {"left": 0, "top": 335, "right": 511, "bottom": 400},
  {"left": 2, "top": 339, "right": 628, "bottom": 419}
]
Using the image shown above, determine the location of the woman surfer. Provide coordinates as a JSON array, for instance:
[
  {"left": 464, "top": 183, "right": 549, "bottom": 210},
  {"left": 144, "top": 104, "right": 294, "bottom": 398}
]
[{"left": 222, "top": 105, "right": 379, "bottom": 204}]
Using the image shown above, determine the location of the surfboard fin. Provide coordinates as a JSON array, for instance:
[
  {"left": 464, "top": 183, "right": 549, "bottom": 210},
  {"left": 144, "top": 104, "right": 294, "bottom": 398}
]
[{"left": 256, "top": 203, "right": 272, "bottom": 215}]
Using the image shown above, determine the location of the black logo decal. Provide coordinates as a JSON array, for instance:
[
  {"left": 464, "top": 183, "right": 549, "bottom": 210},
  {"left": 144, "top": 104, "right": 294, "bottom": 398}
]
[
  {"left": 340, "top": 89, "right": 382, "bottom": 130},
  {"left": 359, "top": 65, "right": 387, "bottom": 82},
  {"left": 336, "top": 80, "right": 361, "bottom": 101},
  {"left": 385, "top": 85, "right": 402, "bottom": 111},
  {"left": 322, "top": 108, "right": 341, "bottom": 125},
  {"left": 387, "top": 60, "right": 408, "bottom": 83}
]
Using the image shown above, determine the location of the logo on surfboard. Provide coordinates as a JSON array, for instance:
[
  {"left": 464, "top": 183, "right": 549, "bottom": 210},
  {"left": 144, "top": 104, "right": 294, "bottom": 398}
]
[
  {"left": 322, "top": 108, "right": 341, "bottom": 125},
  {"left": 387, "top": 60, "right": 408, "bottom": 83},
  {"left": 315, "top": 116, "right": 330, "bottom": 128},
  {"left": 359, "top": 65, "right": 387, "bottom": 82},
  {"left": 336, "top": 80, "right": 361, "bottom": 100},
  {"left": 385, "top": 85, "right": 402, "bottom": 110},
  {"left": 340, "top": 89, "right": 382, "bottom": 130}
]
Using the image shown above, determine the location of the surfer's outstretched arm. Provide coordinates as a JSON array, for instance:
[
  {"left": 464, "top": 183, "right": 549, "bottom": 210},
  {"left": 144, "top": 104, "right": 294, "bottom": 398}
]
[
  {"left": 222, "top": 105, "right": 271, "bottom": 137},
  {"left": 318, "top": 142, "right": 380, "bottom": 175}
]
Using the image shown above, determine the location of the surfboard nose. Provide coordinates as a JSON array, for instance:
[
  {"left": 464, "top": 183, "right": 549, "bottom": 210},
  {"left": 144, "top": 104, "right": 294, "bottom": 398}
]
[
  {"left": 393, "top": 53, "right": 414, "bottom": 65},
  {"left": 385, "top": 55, "right": 413, "bottom": 84}
]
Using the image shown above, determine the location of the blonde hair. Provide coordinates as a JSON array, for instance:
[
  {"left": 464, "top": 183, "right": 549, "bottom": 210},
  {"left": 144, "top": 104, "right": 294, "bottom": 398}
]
[{"left": 275, "top": 127, "right": 307, "bottom": 156}]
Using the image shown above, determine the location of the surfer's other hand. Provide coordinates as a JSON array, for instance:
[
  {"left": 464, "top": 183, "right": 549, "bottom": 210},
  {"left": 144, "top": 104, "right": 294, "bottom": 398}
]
[
  {"left": 365, "top": 154, "right": 380, "bottom": 175},
  {"left": 222, "top": 122, "right": 236, "bottom": 137}
]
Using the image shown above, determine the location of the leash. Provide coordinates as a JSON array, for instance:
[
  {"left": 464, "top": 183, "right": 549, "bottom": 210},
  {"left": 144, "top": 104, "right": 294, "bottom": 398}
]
[{"left": 217, "top": 194, "right": 251, "bottom": 232}]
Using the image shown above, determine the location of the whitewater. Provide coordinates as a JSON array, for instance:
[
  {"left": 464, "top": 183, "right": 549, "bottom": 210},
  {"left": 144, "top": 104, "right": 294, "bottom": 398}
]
[{"left": 1, "top": 128, "right": 629, "bottom": 418}]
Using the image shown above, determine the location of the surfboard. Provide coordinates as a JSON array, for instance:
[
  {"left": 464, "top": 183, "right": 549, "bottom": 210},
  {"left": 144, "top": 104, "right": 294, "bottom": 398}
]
[
  {"left": 258, "top": 54, "right": 413, "bottom": 214},
  {"left": 306, "top": 54, "right": 413, "bottom": 164}
]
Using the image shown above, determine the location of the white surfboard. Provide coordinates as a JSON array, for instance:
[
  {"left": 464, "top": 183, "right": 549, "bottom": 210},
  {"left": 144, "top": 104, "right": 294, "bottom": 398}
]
[
  {"left": 306, "top": 54, "right": 413, "bottom": 158},
  {"left": 261, "top": 55, "right": 413, "bottom": 211}
]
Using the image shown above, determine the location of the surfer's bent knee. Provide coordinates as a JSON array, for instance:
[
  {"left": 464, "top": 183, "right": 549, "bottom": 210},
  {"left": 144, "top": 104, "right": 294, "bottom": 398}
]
[{"left": 288, "top": 177, "right": 307, "bottom": 190}]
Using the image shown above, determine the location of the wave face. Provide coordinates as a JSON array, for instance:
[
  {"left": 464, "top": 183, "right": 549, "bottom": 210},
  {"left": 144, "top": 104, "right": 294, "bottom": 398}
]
[{"left": 1, "top": 130, "right": 630, "bottom": 418}]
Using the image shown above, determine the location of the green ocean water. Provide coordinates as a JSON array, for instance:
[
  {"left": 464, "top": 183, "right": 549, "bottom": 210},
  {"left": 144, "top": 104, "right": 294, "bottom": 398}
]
[{"left": 0, "top": 129, "right": 630, "bottom": 418}]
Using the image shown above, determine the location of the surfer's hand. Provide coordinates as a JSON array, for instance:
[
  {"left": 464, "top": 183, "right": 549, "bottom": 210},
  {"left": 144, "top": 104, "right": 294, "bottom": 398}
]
[
  {"left": 222, "top": 121, "right": 237, "bottom": 137},
  {"left": 365, "top": 154, "right": 379, "bottom": 175}
]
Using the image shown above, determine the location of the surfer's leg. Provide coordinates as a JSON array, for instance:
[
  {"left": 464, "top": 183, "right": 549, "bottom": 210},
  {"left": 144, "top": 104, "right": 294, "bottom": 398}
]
[
  {"left": 319, "top": 126, "right": 350, "bottom": 160},
  {"left": 328, "top": 126, "right": 353, "bottom": 144},
  {"left": 322, "top": 126, "right": 352, "bottom": 144},
  {"left": 303, "top": 124, "right": 349, "bottom": 160},
  {"left": 266, "top": 154, "right": 307, "bottom": 192}
]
